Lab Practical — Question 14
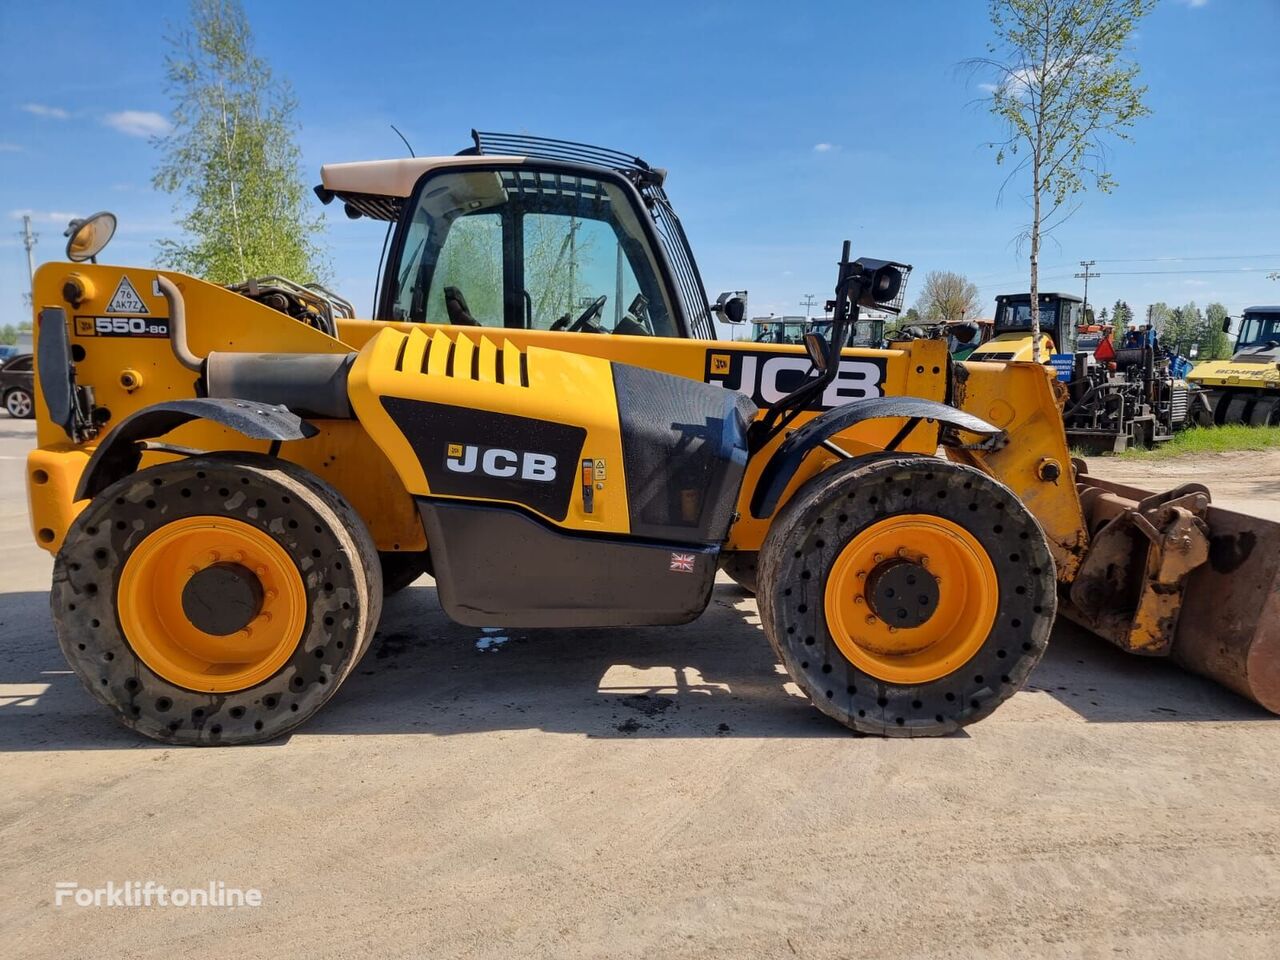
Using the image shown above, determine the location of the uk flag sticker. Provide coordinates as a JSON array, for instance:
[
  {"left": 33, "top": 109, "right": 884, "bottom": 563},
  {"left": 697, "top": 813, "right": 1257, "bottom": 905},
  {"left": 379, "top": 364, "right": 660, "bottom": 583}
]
[{"left": 669, "top": 553, "right": 696, "bottom": 574}]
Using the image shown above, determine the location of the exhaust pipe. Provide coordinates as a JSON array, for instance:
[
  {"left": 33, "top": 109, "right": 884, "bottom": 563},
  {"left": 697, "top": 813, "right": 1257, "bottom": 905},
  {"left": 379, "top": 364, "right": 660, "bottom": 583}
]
[{"left": 156, "top": 274, "right": 356, "bottom": 420}]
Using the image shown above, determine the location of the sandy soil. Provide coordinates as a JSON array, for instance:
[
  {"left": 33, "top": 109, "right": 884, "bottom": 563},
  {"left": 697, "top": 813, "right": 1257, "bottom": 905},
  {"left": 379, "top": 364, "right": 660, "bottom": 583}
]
[{"left": 2, "top": 418, "right": 1278, "bottom": 959}]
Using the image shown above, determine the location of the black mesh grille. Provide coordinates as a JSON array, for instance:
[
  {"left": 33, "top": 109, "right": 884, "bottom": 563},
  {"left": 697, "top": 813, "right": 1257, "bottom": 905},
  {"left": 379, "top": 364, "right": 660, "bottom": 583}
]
[{"left": 611, "top": 362, "right": 756, "bottom": 544}]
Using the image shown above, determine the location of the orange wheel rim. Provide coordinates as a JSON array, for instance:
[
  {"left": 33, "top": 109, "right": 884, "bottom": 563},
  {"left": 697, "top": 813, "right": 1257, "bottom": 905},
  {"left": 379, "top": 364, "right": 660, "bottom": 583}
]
[
  {"left": 824, "top": 515, "right": 997, "bottom": 684},
  {"left": 117, "top": 516, "right": 307, "bottom": 693}
]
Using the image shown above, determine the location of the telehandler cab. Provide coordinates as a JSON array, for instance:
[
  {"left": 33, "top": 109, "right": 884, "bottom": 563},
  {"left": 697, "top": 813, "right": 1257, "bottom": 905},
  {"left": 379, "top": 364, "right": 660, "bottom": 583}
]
[{"left": 26, "top": 132, "right": 1280, "bottom": 744}]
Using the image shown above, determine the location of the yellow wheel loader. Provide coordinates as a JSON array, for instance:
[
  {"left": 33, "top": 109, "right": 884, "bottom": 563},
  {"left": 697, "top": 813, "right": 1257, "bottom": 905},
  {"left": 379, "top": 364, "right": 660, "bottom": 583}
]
[
  {"left": 24, "top": 132, "right": 1280, "bottom": 745},
  {"left": 968, "top": 291, "right": 1083, "bottom": 362},
  {"left": 1187, "top": 306, "right": 1280, "bottom": 425}
]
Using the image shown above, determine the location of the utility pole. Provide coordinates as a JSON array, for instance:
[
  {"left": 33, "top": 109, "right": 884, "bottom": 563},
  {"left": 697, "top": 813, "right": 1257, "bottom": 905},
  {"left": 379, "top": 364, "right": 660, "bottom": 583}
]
[
  {"left": 1074, "top": 259, "right": 1100, "bottom": 322},
  {"left": 799, "top": 293, "right": 817, "bottom": 317},
  {"left": 20, "top": 215, "right": 37, "bottom": 307}
]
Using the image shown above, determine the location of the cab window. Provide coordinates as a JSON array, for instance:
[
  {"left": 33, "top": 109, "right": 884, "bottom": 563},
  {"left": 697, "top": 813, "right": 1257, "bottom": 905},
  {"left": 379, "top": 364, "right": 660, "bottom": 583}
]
[{"left": 384, "top": 167, "right": 678, "bottom": 336}]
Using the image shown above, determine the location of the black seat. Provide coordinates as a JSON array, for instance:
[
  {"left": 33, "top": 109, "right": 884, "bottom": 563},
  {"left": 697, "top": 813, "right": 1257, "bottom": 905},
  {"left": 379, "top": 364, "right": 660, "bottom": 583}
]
[{"left": 444, "top": 286, "right": 478, "bottom": 326}]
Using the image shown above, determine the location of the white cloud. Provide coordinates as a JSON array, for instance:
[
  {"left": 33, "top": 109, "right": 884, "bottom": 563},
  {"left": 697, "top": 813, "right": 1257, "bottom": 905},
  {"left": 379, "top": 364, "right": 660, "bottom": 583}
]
[
  {"left": 0, "top": 142, "right": 21, "bottom": 152},
  {"left": 103, "top": 110, "right": 170, "bottom": 138},
  {"left": 20, "top": 103, "right": 70, "bottom": 120},
  {"left": 813, "top": 142, "right": 835, "bottom": 153},
  {"left": 9, "top": 209, "right": 80, "bottom": 224}
]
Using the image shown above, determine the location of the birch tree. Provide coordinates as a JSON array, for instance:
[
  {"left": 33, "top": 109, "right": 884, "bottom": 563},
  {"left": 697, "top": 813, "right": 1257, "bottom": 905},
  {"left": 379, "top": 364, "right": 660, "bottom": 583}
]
[
  {"left": 154, "top": 0, "right": 324, "bottom": 283},
  {"left": 973, "top": 0, "right": 1154, "bottom": 360}
]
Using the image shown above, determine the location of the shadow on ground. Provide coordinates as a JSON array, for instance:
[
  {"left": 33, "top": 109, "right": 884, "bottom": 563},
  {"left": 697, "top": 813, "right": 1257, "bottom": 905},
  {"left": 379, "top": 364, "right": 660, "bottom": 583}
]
[{"left": 0, "top": 580, "right": 1271, "bottom": 752}]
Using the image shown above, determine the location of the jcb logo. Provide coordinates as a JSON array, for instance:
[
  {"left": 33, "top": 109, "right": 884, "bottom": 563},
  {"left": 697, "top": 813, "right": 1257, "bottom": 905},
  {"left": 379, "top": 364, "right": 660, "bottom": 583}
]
[
  {"left": 705, "top": 349, "right": 885, "bottom": 409},
  {"left": 445, "top": 443, "right": 557, "bottom": 482}
]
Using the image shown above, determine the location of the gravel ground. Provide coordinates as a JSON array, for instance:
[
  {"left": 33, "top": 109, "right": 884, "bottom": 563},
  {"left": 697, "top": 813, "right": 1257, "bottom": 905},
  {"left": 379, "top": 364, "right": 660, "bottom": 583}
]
[{"left": 2, "top": 417, "right": 1278, "bottom": 959}]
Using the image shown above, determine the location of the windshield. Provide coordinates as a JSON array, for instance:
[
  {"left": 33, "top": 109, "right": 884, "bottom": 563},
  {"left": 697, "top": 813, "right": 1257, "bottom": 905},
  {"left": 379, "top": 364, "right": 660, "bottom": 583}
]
[
  {"left": 996, "top": 299, "right": 1058, "bottom": 332},
  {"left": 385, "top": 167, "right": 678, "bottom": 337},
  {"left": 1239, "top": 311, "right": 1280, "bottom": 349}
]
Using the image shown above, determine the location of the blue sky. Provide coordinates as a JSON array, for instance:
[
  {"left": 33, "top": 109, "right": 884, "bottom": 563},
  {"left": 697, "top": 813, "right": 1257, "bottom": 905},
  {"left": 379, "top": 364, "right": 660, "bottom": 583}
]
[{"left": 2, "top": 0, "right": 1277, "bottom": 330}]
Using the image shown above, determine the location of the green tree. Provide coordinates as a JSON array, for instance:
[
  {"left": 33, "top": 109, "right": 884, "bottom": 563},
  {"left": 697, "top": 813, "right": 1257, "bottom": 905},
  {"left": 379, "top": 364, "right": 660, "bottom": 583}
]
[
  {"left": 1203, "top": 303, "right": 1233, "bottom": 359},
  {"left": 154, "top": 0, "right": 325, "bottom": 284},
  {"left": 1112, "top": 299, "right": 1134, "bottom": 329},
  {"left": 913, "top": 270, "right": 982, "bottom": 324},
  {"left": 1158, "top": 301, "right": 1202, "bottom": 356},
  {"left": 1098, "top": 306, "right": 1109, "bottom": 324},
  {"left": 0, "top": 324, "right": 17, "bottom": 347},
  {"left": 973, "top": 0, "right": 1154, "bottom": 361}
]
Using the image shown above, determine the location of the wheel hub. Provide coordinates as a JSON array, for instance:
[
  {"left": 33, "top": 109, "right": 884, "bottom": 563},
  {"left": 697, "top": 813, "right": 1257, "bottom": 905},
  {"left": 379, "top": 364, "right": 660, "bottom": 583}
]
[
  {"left": 181, "top": 562, "right": 264, "bottom": 636},
  {"left": 866, "top": 559, "right": 939, "bottom": 628},
  {"left": 117, "top": 516, "right": 308, "bottom": 693}
]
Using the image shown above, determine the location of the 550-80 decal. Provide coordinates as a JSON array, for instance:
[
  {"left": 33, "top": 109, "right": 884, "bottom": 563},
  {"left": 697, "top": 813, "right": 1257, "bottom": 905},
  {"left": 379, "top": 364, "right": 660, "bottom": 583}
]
[
  {"left": 705, "top": 349, "right": 886, "bottom": 410},
  {"left": 73, "top": 315, "right": 170, "bottom": 338}
]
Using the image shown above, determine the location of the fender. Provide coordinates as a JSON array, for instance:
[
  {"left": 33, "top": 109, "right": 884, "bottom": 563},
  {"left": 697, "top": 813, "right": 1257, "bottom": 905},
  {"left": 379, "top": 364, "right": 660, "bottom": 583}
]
[
  {"left": 749, "top": 396, "right": 1002, "bottom": 519},
  {"left": 75, "top": 398, "right": 318, "bottom": 501}
]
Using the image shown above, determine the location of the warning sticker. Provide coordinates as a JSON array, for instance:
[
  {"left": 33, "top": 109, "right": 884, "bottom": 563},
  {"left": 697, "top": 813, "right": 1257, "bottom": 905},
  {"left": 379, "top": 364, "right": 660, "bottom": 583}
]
[
  {"left": 593, "top": 458, "right": 606, "bottom": 481},
  {"left": 106, "top": 276, "right": 149, "bottom": 315}
]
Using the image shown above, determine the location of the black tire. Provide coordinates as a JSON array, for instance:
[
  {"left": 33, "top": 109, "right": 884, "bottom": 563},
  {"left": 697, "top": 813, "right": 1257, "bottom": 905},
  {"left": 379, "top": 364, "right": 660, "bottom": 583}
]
[
  {"left": 757, "top": 454, "right": 1056, "bottom": 737},
  {"left": 379, "top": 550, "right": 432, "bottom": 597},
  {"left": 5, "top": 386, "right": 34, "bottom": 419},
  {"left": 718, "top": 551, "right": 758, "bottom": 594},
  {"left": 51, "top": 455, "right": 382, "bottom": 745}
]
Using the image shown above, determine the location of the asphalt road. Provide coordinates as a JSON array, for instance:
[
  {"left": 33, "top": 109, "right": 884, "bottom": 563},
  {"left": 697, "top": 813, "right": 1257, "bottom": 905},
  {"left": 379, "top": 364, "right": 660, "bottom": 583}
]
[{"left": 2, "top": 415, "right": 1278, "bottom": 959}]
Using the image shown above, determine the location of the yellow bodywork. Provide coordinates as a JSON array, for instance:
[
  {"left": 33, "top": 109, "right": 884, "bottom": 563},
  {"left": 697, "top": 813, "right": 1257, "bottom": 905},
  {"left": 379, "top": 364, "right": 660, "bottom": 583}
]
[
  {"left": 1187, "top": 356, "right": 1280, "bottom": 391},
  {"left": 968, "top": 331, "right": 1058, "bottom": 363},
  {"left": 26, "top": 262, "right": 1087, "bottom": 589}
]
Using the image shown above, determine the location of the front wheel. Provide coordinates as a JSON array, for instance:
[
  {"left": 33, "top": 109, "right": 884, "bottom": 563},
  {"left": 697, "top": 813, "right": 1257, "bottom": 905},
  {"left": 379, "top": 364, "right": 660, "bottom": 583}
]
[
  {"left": 51, "top": 455, "right": 382, "bottom": 745},
  {"left": 757, "top": 455, "right": 1056, "bottom": 737}
]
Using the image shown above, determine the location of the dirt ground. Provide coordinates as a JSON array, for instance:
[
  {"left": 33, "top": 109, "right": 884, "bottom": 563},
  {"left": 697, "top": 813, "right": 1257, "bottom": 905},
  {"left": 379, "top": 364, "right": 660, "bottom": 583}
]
[{"left": 2, "top": 418, "right": 1278, "bottom": 959}]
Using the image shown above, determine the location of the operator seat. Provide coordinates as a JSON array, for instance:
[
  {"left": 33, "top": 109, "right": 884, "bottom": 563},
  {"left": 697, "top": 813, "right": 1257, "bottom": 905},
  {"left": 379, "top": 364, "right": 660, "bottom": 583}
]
[{"left": 444, "top": 286, "right": 479, "bottom": 326}]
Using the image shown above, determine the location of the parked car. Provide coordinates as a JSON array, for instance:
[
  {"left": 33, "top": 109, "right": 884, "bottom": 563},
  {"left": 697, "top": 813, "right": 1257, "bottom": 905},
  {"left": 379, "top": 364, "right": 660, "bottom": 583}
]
[
  {"left": 1, "top": 353, "right": 35, "bottom": 418},
  {"left": 0, "top": 345, "right": 19, "bottom": 361}
]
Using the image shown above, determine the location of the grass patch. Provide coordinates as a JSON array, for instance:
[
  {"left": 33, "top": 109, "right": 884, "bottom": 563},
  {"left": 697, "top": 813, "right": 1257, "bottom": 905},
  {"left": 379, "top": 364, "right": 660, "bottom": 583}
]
[{"left": 1115, "top": 425, "right": 1280, "bottom": 460}]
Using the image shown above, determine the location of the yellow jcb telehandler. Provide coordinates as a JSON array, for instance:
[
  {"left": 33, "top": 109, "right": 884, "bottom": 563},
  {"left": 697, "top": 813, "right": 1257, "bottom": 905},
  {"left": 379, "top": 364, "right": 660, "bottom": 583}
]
[{"left": 25, "top": 132, "right": 1280, "bottom": 744}]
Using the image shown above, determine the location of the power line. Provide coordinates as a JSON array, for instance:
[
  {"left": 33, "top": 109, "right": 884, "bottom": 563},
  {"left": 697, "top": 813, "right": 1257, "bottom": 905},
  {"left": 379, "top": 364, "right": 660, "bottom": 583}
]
[
  {"left": 1092, "top": 267, "right": 1280, "bottom": 276},
  {"left": 1091, "top": 253, "right": 1280, "bottom": 264}
]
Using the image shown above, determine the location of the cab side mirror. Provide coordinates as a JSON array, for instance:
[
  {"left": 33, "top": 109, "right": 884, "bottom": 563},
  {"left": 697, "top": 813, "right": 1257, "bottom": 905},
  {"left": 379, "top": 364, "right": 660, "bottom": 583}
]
[
  {"left": 1222, "top": 316, "right": 1232, "bottom": 334},
  {"left": 714, "top": 291, "right": 748, "bottom": 324},
  {"left": 803, "top": 332, "right": 829, "bottom": 373}
]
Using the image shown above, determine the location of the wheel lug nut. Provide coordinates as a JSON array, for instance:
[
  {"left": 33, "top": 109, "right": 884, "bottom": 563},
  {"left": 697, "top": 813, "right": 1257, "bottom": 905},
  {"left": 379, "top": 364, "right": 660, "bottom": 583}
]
[
  {"left": 920, "top": 556, "right": 930, "bottom": 567},
  {"left": 207, "top": 551, "right": 220, "bottom": 563},
  {"left": 888, "top": 626, "right": 898, "bottom": 633},
  {"left": 857, "top": 570, "right": 866, "bottom": 580},
  {"left": 854, "top": 595, "right": 864, "bottom": 605},
  {"left": 865, "top": 615, "right": 877, "bottom": 625},
  {"left": 255, "top": 566, "right": 267, "bottom": 577},
  {"left": 265, "top": 589, "right": 277, "bottom": 601},
  {"left": 186, "top": 566, "right": 200, "bottom": 577},
  {"left": 897, "top": 548, "right": 908, "bottom": 558},
  {"left": 232, "top": 551, "right": 245, "bottom": 563},
  {"left": 874, "top": 553, "right": 884, "bottom": 562}
]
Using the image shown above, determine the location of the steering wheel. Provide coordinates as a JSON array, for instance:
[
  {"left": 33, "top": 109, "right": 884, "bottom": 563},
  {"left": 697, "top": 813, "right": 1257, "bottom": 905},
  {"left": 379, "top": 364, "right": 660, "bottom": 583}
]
[{"left": 570, "top": 295, "right": 608, "bottom": 333}]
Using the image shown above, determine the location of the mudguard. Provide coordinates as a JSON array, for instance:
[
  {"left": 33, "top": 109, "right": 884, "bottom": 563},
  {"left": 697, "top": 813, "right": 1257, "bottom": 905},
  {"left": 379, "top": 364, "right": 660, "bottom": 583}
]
[
  {"left": 75, "top": 398, "right": 318, "bottom": 501},
  {"left": 749, "top": 396, "right": 1002, "bottom": 519}
]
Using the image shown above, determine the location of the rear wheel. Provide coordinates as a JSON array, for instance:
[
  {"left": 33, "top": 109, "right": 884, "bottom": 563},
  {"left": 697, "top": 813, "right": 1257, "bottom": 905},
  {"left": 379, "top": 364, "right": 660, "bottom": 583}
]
[
  {"left": 757, "top": 455, "right": 1056, "bottom": 736},
  {"left": 51, "top": 455, "right": 382, "bottom": 745}
]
